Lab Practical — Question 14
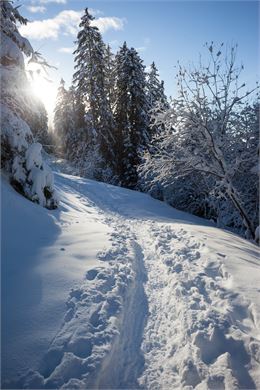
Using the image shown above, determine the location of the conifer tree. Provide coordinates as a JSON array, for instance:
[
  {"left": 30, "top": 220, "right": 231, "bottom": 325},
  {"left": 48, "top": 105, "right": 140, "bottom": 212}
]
[
  {"left": 28, "top": 101, "right": 50, "bottom": 148},
  {"left": 147, "top": 62, "right": 161, "bottom": 108},
  {"left": 146, "top": 62, "right": 169, "bottom": 136},
  {"left": 73, "top": 8, "right": 116, "bottom": 180},
  {"left": 104, "top": 44, "right": 116, "bottom": 111},
  {"left": 54, "top": 79, "right": 76, "bottom": 159},
  {"left": 114, "top": 42, "right": 149, "bottom": 188}
]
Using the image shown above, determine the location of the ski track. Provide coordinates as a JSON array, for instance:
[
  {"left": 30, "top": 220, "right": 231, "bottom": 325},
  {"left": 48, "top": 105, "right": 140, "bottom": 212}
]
[{"left": 18, "top": 175, "right": 260, "bottom": 389}]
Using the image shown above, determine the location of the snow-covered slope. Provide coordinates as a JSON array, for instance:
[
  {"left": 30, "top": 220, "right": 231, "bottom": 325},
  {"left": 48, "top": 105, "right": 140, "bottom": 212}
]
[{"left": 1, "top": 170, "right": 260, "bottom": 389}]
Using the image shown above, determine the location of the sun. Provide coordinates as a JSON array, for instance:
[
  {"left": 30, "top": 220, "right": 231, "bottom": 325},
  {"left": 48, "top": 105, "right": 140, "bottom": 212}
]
[{"left": 27, "top": 62, "right": 58, "bottom": 123}]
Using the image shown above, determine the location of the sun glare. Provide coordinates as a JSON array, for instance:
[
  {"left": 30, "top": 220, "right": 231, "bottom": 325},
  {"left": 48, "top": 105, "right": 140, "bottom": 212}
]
[{"left": 27, "top": 62, "right": 58, "bottom": 123}]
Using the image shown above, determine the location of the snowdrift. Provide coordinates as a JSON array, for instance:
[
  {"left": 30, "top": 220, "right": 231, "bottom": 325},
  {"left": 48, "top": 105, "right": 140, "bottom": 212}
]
[{"left": 1, "top": 170, "right": 260, "bottom": 389}]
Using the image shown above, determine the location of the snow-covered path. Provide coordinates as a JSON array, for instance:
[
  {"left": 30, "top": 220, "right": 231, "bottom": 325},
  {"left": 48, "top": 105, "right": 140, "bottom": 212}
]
[
  {"left": 2, "top": 170, "right": 260, "bottom": 389},
  {"left": 136, "top": 222, "right": 259, "bottom": 389}
]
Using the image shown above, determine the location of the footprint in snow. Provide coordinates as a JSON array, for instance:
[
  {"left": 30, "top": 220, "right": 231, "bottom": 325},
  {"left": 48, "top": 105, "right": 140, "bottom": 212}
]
[
  {"left": 85, "top": 269, "right": 99, "bottom": 280},
  {"left": 217, "top": 253, "right": 226, "bottom": 258}
]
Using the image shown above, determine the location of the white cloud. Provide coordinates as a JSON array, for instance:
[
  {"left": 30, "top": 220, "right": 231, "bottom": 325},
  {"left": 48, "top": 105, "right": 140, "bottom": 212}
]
[
  {"left": 58, "top": 47, "right": 74, "bottom": 54},
  {"left": 19, "top": 10, "right": 126, "bottom": 40},
  {"left": 136, "top": 46, "right": 147, "bottom": 53},
  {"left": 27, "top": 6, "right": 46, "bottom": 13},
  {"left": 19, "top": 10, "right": 81, "bottom": 40},
  {"left": 93, "top": 17, "right": 125, "bottom": 34}
]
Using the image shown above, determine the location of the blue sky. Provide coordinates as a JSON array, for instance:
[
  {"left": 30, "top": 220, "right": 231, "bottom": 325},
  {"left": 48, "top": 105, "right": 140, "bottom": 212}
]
[{"left": 19, "top": 0, "right": 259, "bottom": 116}]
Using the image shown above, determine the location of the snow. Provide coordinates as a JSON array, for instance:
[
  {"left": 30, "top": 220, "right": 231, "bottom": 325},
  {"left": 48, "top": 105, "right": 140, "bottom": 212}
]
[
  {"left": 1, "top": 104, "right": 31, "bottom": 152},
  {"left": 26, "top": 143, "right": 43, "bottom": 170},
  {"left": 12, "top": 156, "right": 27, "bottom": 183},
  {"left": 1, "top": 2, "right": 34, "bottom": 59},
  {"left": 1, "top": 108, "right": 57, "bottom": 207},
  {"left": 0, "top": 33, "right": 24, "bottom": 67},
  {"left": 25, "top": 143, "right": 56, "bottom": 207},
  {"left": 2, "top": 162, "right": 260, "bottom": 389},
  {"left": 1, "top": 173, "right": 110, "bottom": 388}
]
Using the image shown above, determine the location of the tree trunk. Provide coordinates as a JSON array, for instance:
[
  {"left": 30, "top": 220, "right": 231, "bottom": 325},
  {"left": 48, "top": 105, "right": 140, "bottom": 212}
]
[{"left": 227, "top": 184, "right": 255, "bottom": 239}]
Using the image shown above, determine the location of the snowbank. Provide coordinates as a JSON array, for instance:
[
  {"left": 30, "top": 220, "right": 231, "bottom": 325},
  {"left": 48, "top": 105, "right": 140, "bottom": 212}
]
[{"left": 2, "top": 167, "right": 260, "bottom": 389}]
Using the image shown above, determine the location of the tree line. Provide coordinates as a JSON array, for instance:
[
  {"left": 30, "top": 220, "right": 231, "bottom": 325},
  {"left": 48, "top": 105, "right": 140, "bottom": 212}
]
[
  {"left": 53, "top": 8, "right": 259, "bottom": 239},
  {"left": 53, "top": 8, "right": 168, "bottom": 188},
  {"left": 1, "top": 3, "right": 258, "bottom": 240}
]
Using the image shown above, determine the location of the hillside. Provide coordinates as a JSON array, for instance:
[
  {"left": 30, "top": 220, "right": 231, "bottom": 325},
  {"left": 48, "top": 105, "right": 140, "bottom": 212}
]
[{"left": 2, "top": 169, "right": 260, "bottom": 389}]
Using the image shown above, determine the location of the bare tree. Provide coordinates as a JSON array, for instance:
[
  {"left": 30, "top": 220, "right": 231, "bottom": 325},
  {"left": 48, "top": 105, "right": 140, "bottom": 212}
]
[{"left": 145, "top": 43, "right": 259, "bottom": 238}]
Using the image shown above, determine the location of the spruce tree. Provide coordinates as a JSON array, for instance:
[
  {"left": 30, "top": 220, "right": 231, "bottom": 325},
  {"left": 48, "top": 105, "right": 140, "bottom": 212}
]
[
  {"left": 73, "top": 8, "right": 116, "bottom": 181},
  {"left": 28, "top": 101, "right": 50, "bottom": 148},
  {"left": 54, "top": 79, "right": 76, "bottom": 159},
  {"left": 147, "top": 62, "right": 162, "bottom": 108},
  {"left": 146, "top": 62, "right": 169, "bottom": 137},
  {"left": 104, "top": 44, "right": 116, "bottom": 112},
  {"left": 114, "top": 43, "right": 149, "bottom": 188}
]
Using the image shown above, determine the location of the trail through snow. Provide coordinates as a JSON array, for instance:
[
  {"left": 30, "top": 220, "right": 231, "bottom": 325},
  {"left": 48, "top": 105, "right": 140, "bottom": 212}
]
[{"left": 2, "top": 167, "right": 260, "bottom": 389}]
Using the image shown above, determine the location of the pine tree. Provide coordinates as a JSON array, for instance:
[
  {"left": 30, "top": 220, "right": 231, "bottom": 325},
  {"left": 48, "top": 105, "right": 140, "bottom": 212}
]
[
  {"left": 73, "top": 8, "right": 116, "bottom": 181},
  {"left": 146, "top": 62, "right": 169, "bottom": 137},
  {"left": 104, "top": 44, "right": 116, "bottom": 112},
  {"left": 30, "top": 99, "right": 52, "bottom": 151},
  {"left": 159, "top": 80, "right": 169, "bottom": 109},
  {"left": 147, "top": 62, "right": 161, "bottom": 108},
  {"left": 54, "top": 79, "right": 76, "bottom": 158},
  {"left": 114, "top": 42, "right": 149, "bottom": 188},
  {"left": 54, "top": 78, "right": 67, "bottom": 156}
]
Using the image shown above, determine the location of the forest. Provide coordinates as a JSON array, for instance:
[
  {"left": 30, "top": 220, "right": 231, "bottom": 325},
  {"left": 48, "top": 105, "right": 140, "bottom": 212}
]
[
  {"left": 1, "top": 3, "right": 259, "bottom": 240},
  {"left": 1, "top": 2, "right": 260, "bottom": 389}
]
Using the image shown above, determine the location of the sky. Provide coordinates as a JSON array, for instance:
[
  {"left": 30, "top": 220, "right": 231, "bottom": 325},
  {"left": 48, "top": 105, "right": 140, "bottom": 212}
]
[{"left": 18, "top": 0, "right": 259, "bottom": 120}]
